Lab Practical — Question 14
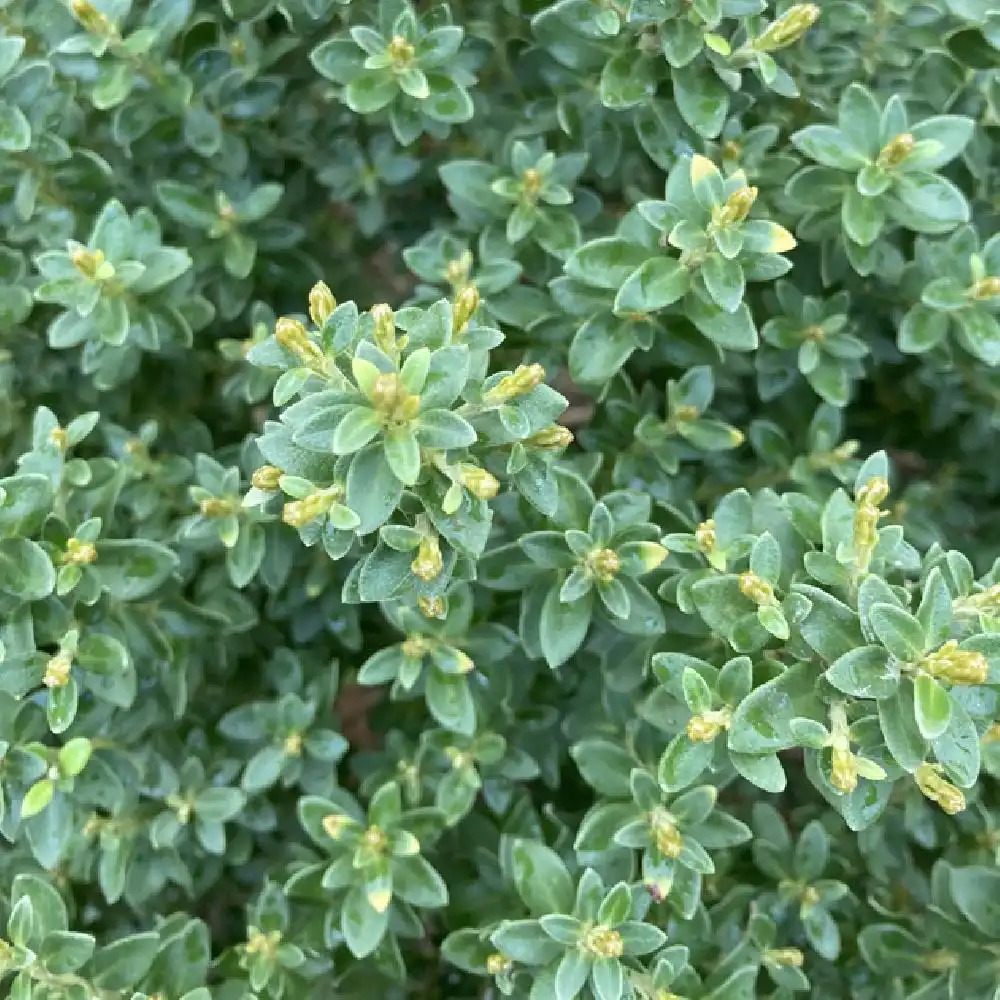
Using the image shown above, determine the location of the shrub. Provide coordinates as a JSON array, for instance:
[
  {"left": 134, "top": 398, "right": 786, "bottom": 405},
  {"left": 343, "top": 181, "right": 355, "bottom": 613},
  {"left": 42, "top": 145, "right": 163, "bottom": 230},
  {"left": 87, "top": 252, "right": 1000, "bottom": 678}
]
[{"left": 3, "top": 1, "right": 1000, "bottom": 998}]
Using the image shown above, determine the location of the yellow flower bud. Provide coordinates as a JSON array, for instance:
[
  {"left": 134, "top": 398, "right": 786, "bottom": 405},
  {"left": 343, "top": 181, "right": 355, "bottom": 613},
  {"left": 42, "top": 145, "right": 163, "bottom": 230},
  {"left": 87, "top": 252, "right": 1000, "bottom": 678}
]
[
  {"left": 402, "top": 634, "right": 432, "bottom": 659},
  {"left": 915, "top": 763, "right": 966, "bottom": 815},
  {"left": 445, "top": 252, "right": 473, "bottom": 287},
  {"left": 362, "top": 825, "right": 389, "bottom": 851},
  {"left": 484, "top": 363, "right": 546, "bottom": 403},
  {"left": 582, "top": 927, "right": 624, "bottom": 959},
  {"left": 801, "top": 885, "right": 820, "bottom": 906},
  {"left": 387, "top": 35, "right": 414, "bottom": 64},
  {"left": 833, "top": 440, "right": 860, "bottom": 461},
  {"left": 525, "top": 425, "right": 574, "bottom": 450},
  {"left": 521, "top": 168, "right": 544, "bottom": 201},
  {"left": 322, "top": 813, "right": 352, "bottom": 839},
  {"left": 877, "top": 133, "right": 916, "bottom": 169},
  {"left": 275, "top": 317, "right": 327, "bottom": 373},
  {"left": 962, "top": 582, "right": 1000, "bottom": 613},
  {"left": 281, "top": 490, "right": 337, "bottom": 529},
  {"left": 71, "top": 0, "right": 113, "bottom": 35},
  {"left": 587, "top": 547, "right": 621, "bottom": 583},
  {"left": 857, "top": 478, "right": 890, "bottom": 507},
  {"left": 649, "top": 807, "right": 683, "bottom": 859},
  {"left": 922, "top": 640, "right": 989, "bottom": 685},
  {"left": 44, "top": 651, "right": 73, "bottom": 689},
  {"left": 922, "top": 950, "right": 958, "bottom": 972},
  {"left": 411, "top": 535, "right": 443, "bottom": 581},
  {"left": 63, "top": 537, "right": 97, "bottom": 566},
  {"left": 452, "top": 283, "right": 481, "bottom": 334},
  {"left": 739, "top": 571, "right": 775, "bottom": 606},
  {"left": 752, "top": 4, "right": 820, "bottom": 51},
  {"left": 49, "top": 426, "right": 69, "bottom": 451},
  {"left": 308, "top": 281, "right": 336, "bottom": 326},
  {"left": 766, "top": 947, "right": 805, "bottom": 968},
  {"left": 251, "top": 465, "right": 282, "bottom": 491},
  {"left": 715, "top": 186, "right": 758, "bottom": 227},
  {"left": 200, "top": 497, "right": 234, "bottom": 517},
  {"left": 695, "top": 519, "right": 717, "bottom": 552},
  {"left": 674, "top": 404, "right": 700, "bottom": 422},
  {"left": 371, "top": 373, "right": 420, "bottom": 422},
  {"left": 486, "top": 953, "right": 512, "bottom": 975},
  {"left": 830, "top": 746, "right": 858, "bottom": 794},
  {"left": 418, "top": 596, "right": 446, "bottom": 618},
  {"left": 686, "top": 708, "right": 731, "bottom": 743},
  {"left": 445, "top": 746, "right": 473, "bottom": 770},
  {"left": 283, "top": 732, "right": 303, "bottom": 756},
  {"left": 636, "top": 541, "right": 669, "bottom": 572},
  {"left": 459, "top": 463, "right": 499, "bottom": 500},
  {"left": 275, "top": 316, "right": 308, "bottom": 349},
  {"left": 969, "top": 277, "right": 1000, "bottom": 300},
  {"left": 371, "top": 303, "right": 396, "bottom": 351},
  {"left": 71, "top": 247, "right": 106, "bottom": 279},
  {"left": 245, "top": 927, "right": 282, "bottom": 957}
]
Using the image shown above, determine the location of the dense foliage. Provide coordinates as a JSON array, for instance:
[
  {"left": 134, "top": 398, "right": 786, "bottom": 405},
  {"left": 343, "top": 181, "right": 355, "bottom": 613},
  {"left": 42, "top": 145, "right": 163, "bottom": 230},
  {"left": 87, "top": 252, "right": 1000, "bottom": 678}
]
[{"left": 3, "top": 1, "right": 1000, "bottom": 998}]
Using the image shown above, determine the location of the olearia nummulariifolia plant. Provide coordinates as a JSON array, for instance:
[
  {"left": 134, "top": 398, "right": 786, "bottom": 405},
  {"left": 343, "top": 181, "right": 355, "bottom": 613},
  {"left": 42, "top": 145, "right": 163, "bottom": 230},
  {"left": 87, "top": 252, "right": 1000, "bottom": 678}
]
[{"left": 3, "top": 1, "right": 1000, "bottom": 999}]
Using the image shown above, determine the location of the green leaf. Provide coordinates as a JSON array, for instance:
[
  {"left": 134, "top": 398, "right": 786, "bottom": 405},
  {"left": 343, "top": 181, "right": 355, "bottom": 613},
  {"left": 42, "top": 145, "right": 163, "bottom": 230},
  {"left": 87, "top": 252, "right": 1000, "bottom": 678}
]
[
  {"left": 913, "top": 673, "right": 951, "bottom": 740},
  {"left": 47, "top": 678, "right": 78, "bottom": 734},
  {"left": 555, "top": 949, "right": 591, "bottom": 1000},
  {"left": 825, "top": 646, "right": 899, "bottom": 699},
  {"left": 842, "top": 189, "right": 884, "bottom": 246},
  {"left": 673, "top": 62, "right": 728, "bottom": 137},
  {"left": 932, "top": 699, "right": 979, "bottom": 788},
  {"left": 193, "top": 787, "right": 245, "bottom": 822},
  {"left": 40, "top": 931, "right": 96, "bottom": 975},
  {"left": 539, "top": 582, "right": 593, "bottom": 668},
  {"left": 0, "top": 99, "right": 30, "bottom": 151},
  {"left": 569, "top": 313, "right": 637, "bottom": 383},
  {"left": 21, "top": 779, "right": 54, "bottom": 819},
  {"left": 955, "top": 307, "right": 1000, "bottom": 365},
  {"left": 510, "top": 839, "right": 575, "bottom": 915},
  {"left": 950, "top": 867, "right": 1000, "bottom": 937},
  {"left": 491, "top": 920, "right": 561, "bottom": 965},
  {"left": 869, "top": 603, "right": 925, "bottom": 661},
  {"left": 899, "top": 304, "right": 949, "bottom": 354},
  {"left": 728, "top": 666, "right": 821, "bottom": 754},
  {"left": 345, "top": 71, "right": 398, "bottom": 114},
  {"left": 613, "top": 258, "right": 689, "bottom": 314},
  {"left": 426, "top": 670, "right": 475, "bottom": 735},
  {"left": 702, "top": 253, "right": 745, "bottom": 313},
  {"left": 687, "top": 297, "right": 758, "bottom": 351},
  {"left": 565, "top": 239, "right": 653, "bottom": 290},
  {"left": 90, "top": 932, "right": 160, "bottom": 990},
  {"left": 347, "top": 445, "right": 404, "bottom": 534},
  {"left": 333, "top": 407, "right": 382, "bottom": 454},
  {"left": 838, "top": 84, "right": 881, "bottom": 158},
  {"left": 591, "top": 956, "right": 623, "bottom": 1000},
  {"left": 0, "top": 538, "right": 54, "bottom": 600},
  {"left": 658, "top": 735, "right": 714, "bottom": 792},
  {"left": 571, "top": 740, "right": 634, "bottom": 797},
  {"left": 890, "top": 173, "right": 969, "bottom": 232},
  {"left": 415, "top": 410, "right": 477, "bottom": 449},
  {"left": 94, "top": 540, "right": 178, "bottom": 600},
  {"left": 77, "top": 634, "right": 129, "bottom": 677},
  {"left": 423, "top": 77, "right": 474, "bottom": 123},
  {"left": 792, "top": 125, "right": 866, "bottom": 169},
  {"left": 878, "top": 686, "right": 926, "bottom": 771},
  {"left": 384, "top": 427, "right": 421, "bottom": 485},
  {"left": 341, "top": 884, "right": 389, "bottom": 958}
]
